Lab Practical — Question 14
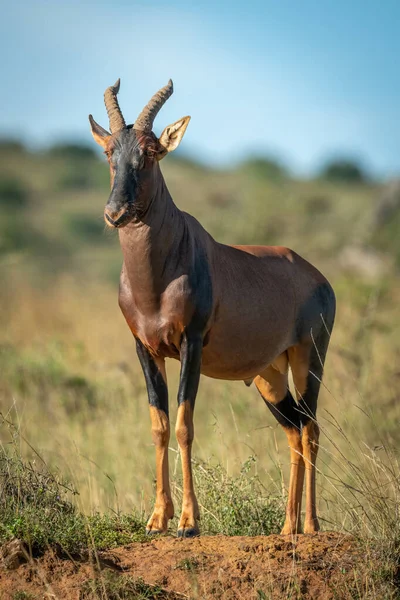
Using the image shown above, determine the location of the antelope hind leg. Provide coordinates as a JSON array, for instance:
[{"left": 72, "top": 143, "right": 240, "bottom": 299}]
[{"left": 255, "top": 359, "right": 305, "bottom": 535}]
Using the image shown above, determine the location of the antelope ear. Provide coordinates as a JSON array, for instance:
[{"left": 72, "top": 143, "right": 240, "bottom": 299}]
[
  {"left": 89, "top": 115, "right": 110, "bottom": 148},
  {"left": 157, "top": 116, "right": 191, "bottom": 159}
]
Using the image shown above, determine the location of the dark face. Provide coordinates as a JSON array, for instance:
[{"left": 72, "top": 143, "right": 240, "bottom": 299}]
[
  {"left": 103, "top": 128, "right": 161, "bottom": 228},
  {"left": 90, "top": 82, "right": 190, "bottom": 224}
]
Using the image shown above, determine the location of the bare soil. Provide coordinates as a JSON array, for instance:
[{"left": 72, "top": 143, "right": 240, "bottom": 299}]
[{"left": 0, "top": 532, "right": 376, "bottom": 599}]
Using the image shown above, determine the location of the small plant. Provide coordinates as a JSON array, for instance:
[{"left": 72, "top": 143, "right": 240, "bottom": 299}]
[
  {"left": 173, "top": 456, "right": 285, "bottom": 536},
  {"left": 175, "top": 557, "right": 199, "bottom": 572},
  {"left": 12, "top": 592, "right": 37, "bottom": 600}
]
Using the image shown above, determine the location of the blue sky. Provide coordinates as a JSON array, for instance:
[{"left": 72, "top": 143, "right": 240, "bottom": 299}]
[{"left": 1, "top": 0, "right": 399, "bottom": 176}]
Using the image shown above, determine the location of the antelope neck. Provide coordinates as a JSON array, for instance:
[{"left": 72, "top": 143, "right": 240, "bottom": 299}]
[{"left": 118, "top": 175, "right": 188, "bottom": 301}]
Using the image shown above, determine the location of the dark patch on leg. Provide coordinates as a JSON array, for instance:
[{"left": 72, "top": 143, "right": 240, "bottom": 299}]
[
  {"left": 177, "top": 332, "right": 202, "bottom": 407},
  {"left": 264, "top": 390, "right": 301, "bottom": 431},
  {"left": 135, "top": 338, "right": 168, "bottom": 415}
]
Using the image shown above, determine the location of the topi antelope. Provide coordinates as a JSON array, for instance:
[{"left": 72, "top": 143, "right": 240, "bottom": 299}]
[{"left": 89, "top": 79, "right": 336, "bottom": 537}]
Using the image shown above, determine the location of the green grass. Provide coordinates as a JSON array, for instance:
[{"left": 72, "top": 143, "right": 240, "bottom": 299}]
[
  {"left": 0, "top": 419, "right": 147, "bottom": 555},
  {"left": 173, "top": 456, "right": 284, "bottom": 536},
  {"left": 0, "top": 418, "right": 285, "bottom": 552},
  {"left": 12, "top": 593, "right": 37, "bottom": 600},
  {"left": 1, "top": 406, "right": 400, "bottom": 597}
]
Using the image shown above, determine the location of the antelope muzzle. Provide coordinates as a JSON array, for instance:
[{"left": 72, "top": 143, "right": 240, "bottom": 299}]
[{"left": 104, "top": 202, "right": 132, "bottom": 228}]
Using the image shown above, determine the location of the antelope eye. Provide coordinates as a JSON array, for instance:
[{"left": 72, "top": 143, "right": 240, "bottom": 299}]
[{"left": 145, "top": 148, "right": 157, "bottom": 161}]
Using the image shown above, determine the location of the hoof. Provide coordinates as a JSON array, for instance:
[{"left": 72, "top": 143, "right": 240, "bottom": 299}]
[
  {"left": 304, "top": 519, "right": 320, "bottom": 534},
  {"left": 146, "top": 528, "right": 165, "bottom": 536},
  {"left": 280, "top": 524, "right": 302, "bottom": 536},
  {"left": 280, "top": 528, "right": 302, "bottom": 536},
  {"left": 280, "top": 517, "right": 302, "bottom": 536},
  {"left": 177, "top": 527, "right": 200, "bottom": 538}
]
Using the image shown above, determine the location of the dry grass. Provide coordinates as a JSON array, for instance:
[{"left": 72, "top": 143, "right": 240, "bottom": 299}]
[
  {"left": 0, "top": 272, "right": 398, "bottom": 517},
  {"left": 1, "top": 272, "right": 400, "bottom": 595},
  {"left": 1, "top": 146, "right": 400, "bottom": 595}
]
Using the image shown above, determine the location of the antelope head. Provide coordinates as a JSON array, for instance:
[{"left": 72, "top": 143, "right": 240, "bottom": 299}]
[{"left": 89, "top": 79, "right": 190, "bottom": 227}]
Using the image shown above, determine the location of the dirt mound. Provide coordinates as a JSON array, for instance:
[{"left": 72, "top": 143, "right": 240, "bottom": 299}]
[{"left": 0, "top": 532, "right": 368, "bottom": 599}]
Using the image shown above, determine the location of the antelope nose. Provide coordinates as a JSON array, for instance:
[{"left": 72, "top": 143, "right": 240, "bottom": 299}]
[{"left": 104, "top": 205, "right": 128, "bottom": 227}]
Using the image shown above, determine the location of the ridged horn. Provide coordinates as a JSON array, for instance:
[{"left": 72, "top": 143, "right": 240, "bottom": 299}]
[
  {"left": 134, "top": 79, "right": 173, "bottom": 131},
  {"left": 104, "top": 78, "right": 126, "bottom": 133}
]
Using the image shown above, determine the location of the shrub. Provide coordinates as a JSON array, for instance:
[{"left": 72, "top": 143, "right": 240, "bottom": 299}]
[
  {"left": 49, "top": 143, "right": 97, "bottom": 161},
  {"left": 56, "top": 160, "right": 109, "bottom": 191},
  {"left": 64, "top": 214, "right": 105, "bottom": 241},
  {"left": 319, "top": 159, "right": 368, "bottom": 183},
  {"left": 168, "top": 152, "right": 207, "bottom": 172},
  {"left": 239, "top": 156, "right": 287, "bottom": 181},
  {"left": 0, "top": 177, "right": 29, "bottom": 209},
  {"left": 172, "top": 457, "right": 285, "bottom": 536},
  {"left": 305, "top": 194, "right": 332, "bottom": 215},
  {"left": 0, "top": 139, "right": 26, "bottom": 154},
  {"left": 49, "top": 143, "right": 100, "bottom": 190},
  {"left": 57, "top": 164, "right": 93, "bottom": 190}
]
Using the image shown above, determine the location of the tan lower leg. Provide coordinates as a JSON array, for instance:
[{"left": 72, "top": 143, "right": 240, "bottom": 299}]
[
  {"left": 254, "top": 367, "right": 305, "bottom": 535},
  {"left": 175, "top": 400, "right": 199, "bottom": 535},
  {"left": 281, "top": 428, "right": 305, "bottom": 535},
  {"left": 146, "top": 406, "right": 174, "bottom": 533},
  {"left": 302, "top": 421, "right": 320, "bottom": 533}
]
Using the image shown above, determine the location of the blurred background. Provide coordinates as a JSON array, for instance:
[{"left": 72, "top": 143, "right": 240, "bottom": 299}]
[{"left": 0, "top": 0, "right": 400, "bottom": 521}]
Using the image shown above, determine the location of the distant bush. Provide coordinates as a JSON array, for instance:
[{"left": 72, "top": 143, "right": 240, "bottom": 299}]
[
  {"left": 64, "top": 214, "right": 104, "bottom": 240},
  {"left": 49, "top": 143, "right": 98, "bottom": 161},
  {"left": 370, "top": 208, "right": 400, "bottom": 267},
  {"left": 0, "top": 138, "right": 26, "bottom": 154},
  {"left": 45, "top": 143, "right": 100, "bottom": 190},
  {"left": 239, "top": 156, "right": 287, "bottom": 181},
  {"left": 0, "top": 221, "right": 30, "bottom": 253},
  {"left": 0, "top": 343, "right": 99, "bottom": 413},
  {"left": 168, "top": 152, "right": 207, "bottom": 171},
  {"left": 319, "top": 159, "right": 368, "bottom": 183},
  {"left": 57, "top": 160, "right": 109, "bottom": 191},
  {"left": 305, "top": 194, "right": 332, "bottom": 214},
  {"left": 58, "top": 166, "right": 93, "bottom": 190},
  {"left": 0, "top": 216, "right": 69, "bottom": 258},
  {"left": 0, "top": 177, "right": 29, "bottom": 209}
]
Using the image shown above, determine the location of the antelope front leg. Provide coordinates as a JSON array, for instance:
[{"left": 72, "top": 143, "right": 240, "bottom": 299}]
[
  {"left": 136, "top": 339, "right": 174, "bottom": 534},
  {"left": 176, "top": 331, "right": 202, "bottom": 538}
]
